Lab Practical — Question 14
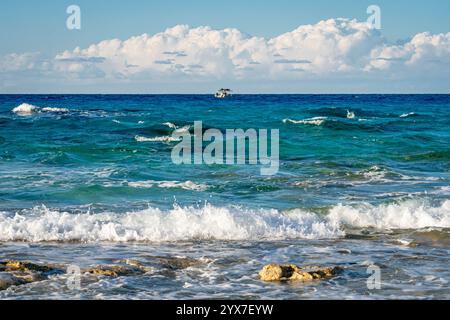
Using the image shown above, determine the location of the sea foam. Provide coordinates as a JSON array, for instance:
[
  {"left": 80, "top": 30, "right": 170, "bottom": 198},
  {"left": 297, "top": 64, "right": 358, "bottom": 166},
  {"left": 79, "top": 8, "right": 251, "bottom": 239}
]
[
  {"left": 135, "top": 135, "right": 181, "bottom": 142},
  {"left": 0, "top": 204, "right": 342, "bottom": 242},
  {"left": 0, "top": 200, "right": 448, "bottom": 243},
  {"left": 12, "top": 103, "right": 69, "bottom": 115},
  {"left": 128, "top": 180, "right": 208, "bottom": 191},
  {"left": 283, "top": 117, "right": 327, "bottom": 126},
  {"left": 12, "top": 103, "right": 39, "bottom": 115},
  {"left": 328, "top": 199, "right": 450, "bottom": 230}
]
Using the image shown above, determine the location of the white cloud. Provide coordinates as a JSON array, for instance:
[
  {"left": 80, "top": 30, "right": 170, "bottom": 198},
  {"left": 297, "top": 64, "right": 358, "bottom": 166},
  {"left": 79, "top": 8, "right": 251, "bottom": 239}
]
[{"left": 1, "top": 18, "right": 450, "bottom": 91}]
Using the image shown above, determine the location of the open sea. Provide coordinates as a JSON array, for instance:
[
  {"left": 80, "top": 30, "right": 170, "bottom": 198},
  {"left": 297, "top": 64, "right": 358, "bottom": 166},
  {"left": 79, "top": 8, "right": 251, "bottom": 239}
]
[{"left": 0, "top": 94, "right": 449, "bottom": 299}]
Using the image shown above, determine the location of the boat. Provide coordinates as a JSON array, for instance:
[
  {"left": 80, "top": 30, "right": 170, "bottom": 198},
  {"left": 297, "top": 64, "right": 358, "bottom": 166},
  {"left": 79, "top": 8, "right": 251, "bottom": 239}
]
[{"left": 214, "top": 88, "right": 232, "bottom": 99}]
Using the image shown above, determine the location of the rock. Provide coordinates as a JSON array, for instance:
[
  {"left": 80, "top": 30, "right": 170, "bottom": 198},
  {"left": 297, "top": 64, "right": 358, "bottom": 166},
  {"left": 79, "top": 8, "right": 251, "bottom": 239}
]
[
  {"left": 117, "top": 259, "right": 153, "bottom": 273},
  {"left": 0, "top": 260, "right": 64, "bottom": 291},
  {"left": 0, "top": 272, "right": 26, "bottom": 290},
  {"left": 154, "top": 256, "right": 202, "bottom": 270},
  {"left": 84, "top": 265, "right": 144, "bottom": 277},
  {"left": 259, "top": 264, "right": 341, "bottom": 282},
  {"left": 1, "top": 260, "right": 55, "bottom": 273}
]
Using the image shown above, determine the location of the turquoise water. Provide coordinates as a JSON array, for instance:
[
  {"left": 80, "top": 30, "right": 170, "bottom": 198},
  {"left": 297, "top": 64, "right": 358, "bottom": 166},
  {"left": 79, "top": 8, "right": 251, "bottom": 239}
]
[{"left": 0, "top": 94, "right": 449, "bottom": 299}]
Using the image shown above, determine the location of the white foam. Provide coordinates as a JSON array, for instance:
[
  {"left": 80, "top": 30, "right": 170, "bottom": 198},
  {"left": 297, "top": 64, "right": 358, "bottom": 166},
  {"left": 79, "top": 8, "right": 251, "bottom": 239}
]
[
  {"left": 162, "top": 122, "right": 177, "bottom": 129},
  {"left": 12, "top": 103, "right": 39, "bottom": 115},
  {"left": 0, "top": 205, "right": 342, "bottom": 242},
  {"left": 174, "top": 125, "right": 191, "bottom": 133},
  {"left": 135, "top": 135, "right": 181, "bottom": 142},
  {"left": 283, "top": 117, "right": 327, "bottom": 126},
  {"left": 359, "top": 165, "right": 389, "bottom": 182},
  {"left": 347, "top": 110, "right": 356, "bottom": 119},
  {"left": 1, "top": 200, "right": 448, "bottom": 243},
  {"left": 400, "top": 112, "right": 415, "bottom": 118},
  {"left": 128, "top": 180, "right": 208, "bottom": 191},
  {"left": 12, "top": 104, "right": 69, "bottom": 115},
  {"left": 41, "top": 107, "right": 69, "bottom": 113},
  {"left": 328, "top": 200, "right": 450, "bottom": 230}
]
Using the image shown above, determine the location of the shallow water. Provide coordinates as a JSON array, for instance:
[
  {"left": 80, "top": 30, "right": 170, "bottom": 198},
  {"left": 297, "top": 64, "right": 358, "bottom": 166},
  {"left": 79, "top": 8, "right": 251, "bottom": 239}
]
[{"left": 0, "top": 94, "right": 449, "bottom": 299}]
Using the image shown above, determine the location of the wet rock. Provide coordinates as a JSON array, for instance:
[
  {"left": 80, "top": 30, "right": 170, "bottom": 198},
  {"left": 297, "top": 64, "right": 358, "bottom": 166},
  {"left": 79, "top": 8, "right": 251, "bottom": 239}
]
[
  {"left": 153, "top": 256, "right": 203, "bottom": 270},
  {"left": 0, "top": 260, "right": 65, "bottom": 291},
  {"left": 1, "top": 260, "right": 56, "bottom": 273},
  {"left": 115, "top": 259, "right": 154, "bottom": 273},
  {"left": 84, "top": 265, "right": 145, "bottom": 277},
  {"left": 259, "top": 264, "right": 341, "bottom": 282},
  {"left": 0, "top": 272, "right": 26, "bottom": 290}
]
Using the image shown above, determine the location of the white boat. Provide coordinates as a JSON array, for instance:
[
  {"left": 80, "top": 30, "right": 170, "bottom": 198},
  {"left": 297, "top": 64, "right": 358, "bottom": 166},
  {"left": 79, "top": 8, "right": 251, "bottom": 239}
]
[{"left": 214, "top": 88, "right": 232, "bottom": 99}]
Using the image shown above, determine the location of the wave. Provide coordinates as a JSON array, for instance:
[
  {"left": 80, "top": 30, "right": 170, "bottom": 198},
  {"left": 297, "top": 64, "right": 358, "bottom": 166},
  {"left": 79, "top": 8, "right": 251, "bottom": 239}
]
[
  {"left": 12, "top": 103, "right": 39, "bottom": 115},
  {"left": 328, "top": 200, "right": 450, "bottom": 230},
  {"left": 134, "top": 135, "right": 181, "bottom": 142},
  {"left": 162, "top": 122, "right": 177, "bottom": 129},
  {"left": 0, "top": 204, "right": 342, "bottom": 242},
  {"left": 128, "top": 180, "right": 208, "bottom": 191},
  {"left": 346, "top": 110, "right": 356, "bottom": 119},
  {"left": 12, "top": 103, "right": 69, "bottom": 115},
  {"left": 283, "top": 117, "right": 327, "bottom": 126},
  {"left": 308, "top": 107, "right": 382, "bottom": 118},
  {"left": 400, "top": 112, "right": 417, "bottom": 118},
  {"left": 0, "top": 199, "right": 448, "bottom": 243},
  {"left": 41, "top": 107, "right": 69, "bottom": 113}
]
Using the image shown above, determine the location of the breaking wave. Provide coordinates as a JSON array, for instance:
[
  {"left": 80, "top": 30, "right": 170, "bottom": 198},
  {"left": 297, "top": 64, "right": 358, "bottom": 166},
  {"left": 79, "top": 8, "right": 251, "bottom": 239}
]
[
  {"left": 0, "top": 199, "right": 448, "bottom": 243},
  {"left": 12, "top": 103, "right": 39, "bottom": 115},
  {"left": 0, "top": 204, "right": 342, "bottom": 242},
  {"left": 12, "top": 103, "right": 69, "bottom": 115},
  {"left": 328, "top": 200, "right": 450, "bottom": 230},
  {"left": 283, "top": 117, "right": 327, "bottom": 126},
  {"left": 135, "top": 135, "right": 181, "bottom": 142},
  {"left": 128, "top": 180, "right": 208, "bottom": 191}
]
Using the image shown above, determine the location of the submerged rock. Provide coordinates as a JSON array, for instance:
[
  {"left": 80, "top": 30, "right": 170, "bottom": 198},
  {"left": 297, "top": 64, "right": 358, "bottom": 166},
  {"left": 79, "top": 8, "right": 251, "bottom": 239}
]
[
  {"left": 259, "top": 264, "right": 341, "bottom": 282},
  {"left": 1, "top": 260, "right": 56, "bottom": 273},
  {"left": 153, "top": 256, "right": 203, "bottom": 270},
  {"left": 0, "top": 272, "right": 26, "bottom": 290},
  {"left": 84, "top": 265, "right": 145, "bottom": 277},
  {"left": 0, "top": 260, "right": 64, "bottom": 291}
]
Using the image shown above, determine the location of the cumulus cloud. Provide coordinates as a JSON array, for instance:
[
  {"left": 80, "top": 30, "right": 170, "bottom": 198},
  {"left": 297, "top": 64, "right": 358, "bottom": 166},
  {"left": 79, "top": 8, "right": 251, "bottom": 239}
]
[{"left": 1, "top": 18, "right": 450, "bottom": 91}]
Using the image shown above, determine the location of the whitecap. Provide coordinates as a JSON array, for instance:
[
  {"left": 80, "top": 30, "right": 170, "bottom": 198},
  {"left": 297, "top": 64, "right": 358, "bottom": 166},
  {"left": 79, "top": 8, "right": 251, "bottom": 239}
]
[
  {"left": 283, "top": 117, "right": 327, "bottom": 126},
  {"left": 162, "top": 122, "right": 177, "bottom": 129},
  {"left": 12, "top": 103, "right": 39, "bottom": 115},
  {"left": 174, "top": 125, "right": 191, "bottom": 133},
  {"left": 328, "top": 199, "right": 450, "bottom": 230},
  {"left": 128, "top": 180, "right": 208, "bottom": 191},
  {"left": 41, "top": 107, "right": 69, "bottom": 113},
  {"left": 0, "top": 204, "right": 343, "bottom": 242},
  {"left": 1, "top": 199, "right": 448, "bottom": 243},
  {"left": 346, "top": 110, "right": 356, "bottom": 119},
  {"left": 134, "top": 135, "right": 181, "bottom": 142}
]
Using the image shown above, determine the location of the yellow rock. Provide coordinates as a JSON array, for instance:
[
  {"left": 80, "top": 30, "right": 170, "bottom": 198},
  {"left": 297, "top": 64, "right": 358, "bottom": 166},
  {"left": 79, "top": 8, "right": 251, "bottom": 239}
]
[
  {"left": 2, "top": 260, "right": 55, "bottom": 273},
  {"left": 259, "top": 264, "right": 341, "bottom": 282}
]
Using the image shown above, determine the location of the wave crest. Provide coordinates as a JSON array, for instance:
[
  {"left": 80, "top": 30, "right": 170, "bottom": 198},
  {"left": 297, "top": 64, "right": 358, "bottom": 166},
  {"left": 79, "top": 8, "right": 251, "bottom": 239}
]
[
  {"left": 328, "top": 200, "right": 450, "bottom": 229},
  {"left": 0, "top": 205, "right": 342, "bottom": 242},
  {"left": 12, "top": 103, "right": 69, "bottom": 115},
  {"left": 1, "top": 200, "right": 448, "bottom": 243},
  {"left": 283, "top": 117, "right": 327, "bottom": 126}
]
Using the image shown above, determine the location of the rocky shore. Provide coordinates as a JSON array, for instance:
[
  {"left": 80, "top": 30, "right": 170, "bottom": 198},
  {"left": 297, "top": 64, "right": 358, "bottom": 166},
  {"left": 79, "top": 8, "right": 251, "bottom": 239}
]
[
  {"left": 258, "top": 264, "right": 342, "bottom": 282},
  {"left": 1, "top": 258, "right": 342, "bottom": 292}
]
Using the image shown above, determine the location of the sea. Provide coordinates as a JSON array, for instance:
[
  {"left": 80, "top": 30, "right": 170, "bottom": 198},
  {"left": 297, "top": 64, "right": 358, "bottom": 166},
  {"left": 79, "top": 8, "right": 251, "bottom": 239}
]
[{"left": 0, "top": 94, "right": 449, "bottom": 299}]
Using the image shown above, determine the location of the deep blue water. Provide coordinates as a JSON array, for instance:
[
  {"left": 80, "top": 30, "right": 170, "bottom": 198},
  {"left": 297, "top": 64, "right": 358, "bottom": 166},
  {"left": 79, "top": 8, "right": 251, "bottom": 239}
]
[{"left": 0, "top": 94, "right": 449, "bottom": 211}]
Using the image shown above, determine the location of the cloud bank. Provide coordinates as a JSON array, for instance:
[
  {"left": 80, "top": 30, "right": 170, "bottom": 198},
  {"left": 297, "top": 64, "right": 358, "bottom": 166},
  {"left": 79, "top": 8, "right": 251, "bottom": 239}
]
[{"left": 1, "top": 18, "right": 450, "bottom": 92}]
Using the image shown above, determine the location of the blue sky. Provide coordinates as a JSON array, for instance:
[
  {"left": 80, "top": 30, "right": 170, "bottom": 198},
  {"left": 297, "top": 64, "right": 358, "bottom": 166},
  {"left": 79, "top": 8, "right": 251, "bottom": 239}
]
[{"left": 1, "top": 0, "right": 450, "bottom": 93}]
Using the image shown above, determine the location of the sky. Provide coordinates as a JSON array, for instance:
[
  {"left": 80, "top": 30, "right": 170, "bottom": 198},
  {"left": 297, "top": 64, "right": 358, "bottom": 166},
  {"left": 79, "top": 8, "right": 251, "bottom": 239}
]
[{"left": 1, "top": 0, "right": 450, "bottom": 93}]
